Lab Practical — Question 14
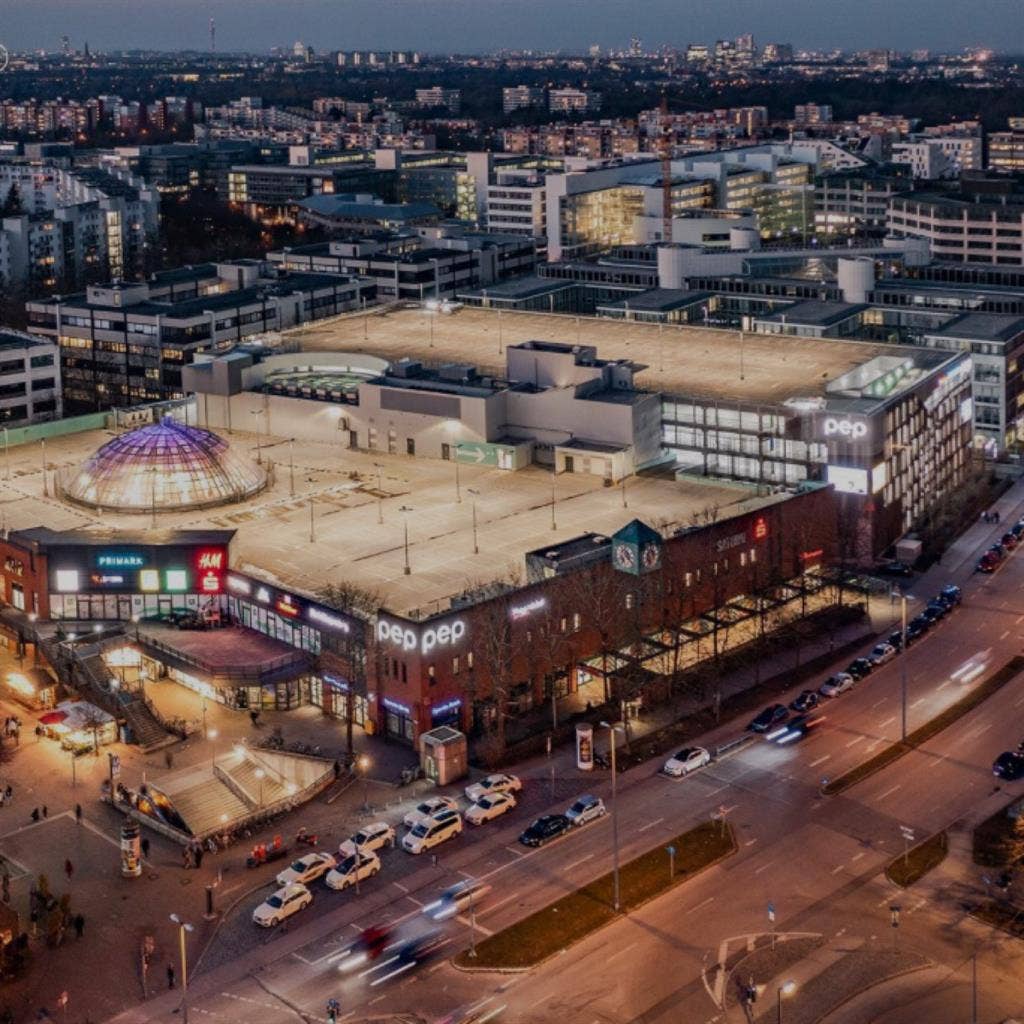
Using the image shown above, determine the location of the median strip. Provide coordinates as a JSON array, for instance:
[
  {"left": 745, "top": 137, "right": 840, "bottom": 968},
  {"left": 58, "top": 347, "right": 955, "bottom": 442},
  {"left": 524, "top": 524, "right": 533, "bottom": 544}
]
[
  {"left": 885, "top": 831, "right": 948, "bottom": 887},
  {"left": 823, "top": 655, "right": 1024, "bottom": 795},
  {"left": 452, "top": 820, "right": 736, "bottom": 971}
]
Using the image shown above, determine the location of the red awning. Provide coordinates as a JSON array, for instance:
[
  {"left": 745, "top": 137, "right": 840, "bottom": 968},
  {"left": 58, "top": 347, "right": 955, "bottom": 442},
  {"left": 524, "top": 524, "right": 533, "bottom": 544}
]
[{"left": 37, "top": 710, "right": 68, "bottom": 725}]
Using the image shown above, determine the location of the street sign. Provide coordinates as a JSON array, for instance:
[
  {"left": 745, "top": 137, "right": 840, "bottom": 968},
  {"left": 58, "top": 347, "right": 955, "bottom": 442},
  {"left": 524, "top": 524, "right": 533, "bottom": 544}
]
[
  {"left": 899, "top": 825, "right": 915, "bottom": 841},
  {"left": 767, "top": 901, "right": 775, "bottom": 923},
  {"left": 666, "top": 845, "right": 676, "bottom": 856}
]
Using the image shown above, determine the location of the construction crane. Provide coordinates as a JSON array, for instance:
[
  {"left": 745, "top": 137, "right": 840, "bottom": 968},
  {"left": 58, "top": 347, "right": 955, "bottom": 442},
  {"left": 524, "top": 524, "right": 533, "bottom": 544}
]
[{"left": 660, "top": 93, "right": 672, "bottom": 244}]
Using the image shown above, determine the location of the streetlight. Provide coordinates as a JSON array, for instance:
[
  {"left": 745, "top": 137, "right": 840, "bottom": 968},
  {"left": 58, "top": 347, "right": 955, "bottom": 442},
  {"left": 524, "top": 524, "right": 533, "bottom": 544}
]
[
  {"left": 777, "top": 980, "right": 796, "bottom": 1024},
  {"left": 468, "top": 488, "right": 480, "bottom": 555},
  {"left": 399, "top": 505, "right": 413, "bottom": 575},
  {"left": 254, "top": 767, "right": 265, "bottom": 807},
  {"left": 208, "top": 728, "right": 219, "bottom": 770},
  {"left": 897, "top": 588, "right": 913, "bottom": 743},
  {"left": 599, "top": 720, "right": 625, "bottom": 911},
  {"left": 455, "top": 458, "right": 462, "bottom": 504},
  {"left": 373, "top": 462, "right": 384, "bottom": 524},
  {"left": 309, "top": 495, "right": 315, "bottom": 544},
  {"left": 3, "top": 425, "right": 9, "bottom": 481},
  {"left": 169, "top": 913, "right": 194, "bottom": 1024},
  {"left": 250, "top": 409, "right": 264, "bottom": 465},
  {"left": 550, "top": 463, "right": 557, "bottom": 531},
  {"left": 358, "top": 754, "right": 370, "bottom": 811},
  {"left": 41, "top": 438, "right": 47, "bottom": 497},
  {"left": 288, "top": 438, "right": 295, "bottom": 497}
]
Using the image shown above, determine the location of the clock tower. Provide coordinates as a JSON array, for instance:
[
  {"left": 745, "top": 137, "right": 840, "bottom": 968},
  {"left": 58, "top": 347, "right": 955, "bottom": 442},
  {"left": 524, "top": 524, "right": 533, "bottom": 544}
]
[{"left": 611, "top": 519, "right": 663, "bottom": 576}]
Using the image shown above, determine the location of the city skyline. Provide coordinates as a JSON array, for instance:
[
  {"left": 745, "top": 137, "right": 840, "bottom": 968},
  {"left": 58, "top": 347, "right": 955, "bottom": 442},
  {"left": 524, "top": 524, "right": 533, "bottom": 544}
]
[{"left": 0, "top": 0, "right": 1022, "bottom": 54}]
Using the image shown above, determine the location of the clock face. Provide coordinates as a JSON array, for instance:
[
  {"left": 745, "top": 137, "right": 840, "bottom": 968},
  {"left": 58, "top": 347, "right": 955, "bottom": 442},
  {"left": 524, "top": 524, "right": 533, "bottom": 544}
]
[
  {"left": 641, "top": 543, "right": 661, "bottom": 570},
  {"left": 614, "top": 543, "right": 637, "bottom": 569}
]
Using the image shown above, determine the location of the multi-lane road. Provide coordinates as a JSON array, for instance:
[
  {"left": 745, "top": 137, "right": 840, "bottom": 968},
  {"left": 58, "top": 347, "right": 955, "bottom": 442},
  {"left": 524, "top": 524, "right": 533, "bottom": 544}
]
[{"left": 111, "top": 493, "right": 1024, "bottom": 1024}]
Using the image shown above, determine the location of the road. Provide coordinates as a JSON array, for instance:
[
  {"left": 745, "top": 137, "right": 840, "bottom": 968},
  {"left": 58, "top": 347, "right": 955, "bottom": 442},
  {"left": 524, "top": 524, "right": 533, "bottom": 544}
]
[{"left": 108, "top": 489, "right": 1024, "bottom": 1024}]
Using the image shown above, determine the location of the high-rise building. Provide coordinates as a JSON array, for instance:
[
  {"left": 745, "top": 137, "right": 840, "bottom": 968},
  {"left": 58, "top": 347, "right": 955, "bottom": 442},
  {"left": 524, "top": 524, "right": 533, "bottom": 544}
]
[
  {"left": 548, "top": 89, "right": 602, "bottom": 115},
  {"left": 502, "top": 86, "right": 546, "bottom": 115},
  {"left": 415, "top": 87, "right": 462, "bottom": 115}
]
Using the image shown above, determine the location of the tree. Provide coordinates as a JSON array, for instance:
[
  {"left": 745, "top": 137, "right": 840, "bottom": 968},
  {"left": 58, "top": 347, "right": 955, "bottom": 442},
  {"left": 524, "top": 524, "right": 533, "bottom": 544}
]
[
  {"left": 0, "top": 183, "right": 22, "bottom": 217},
  {"left": 473, "top": 592, "right": 517, "bottom": 764}
]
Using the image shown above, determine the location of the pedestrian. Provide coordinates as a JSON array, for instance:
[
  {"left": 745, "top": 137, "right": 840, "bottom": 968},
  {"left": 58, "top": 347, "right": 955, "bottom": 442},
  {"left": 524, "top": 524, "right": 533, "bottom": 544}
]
[
  {"left": 182, "top": 846, "right": 191, "bottom": 870},
  {"left": 34, "top": 724, "right": 41, "bottom": 742},
  {"left": 164, "top": 749, "right": 173, "bottom": 770},
  {"left": 75, "top": 803, "right": 82, "bottom": 824},
  {"left": 166, "top": 963, "right": 175, "bottom": 989},
  {"left": 73, "top": 913, "right": 84, "bottom": 939},
  {"left": 141, "top": 837, "right": 150, "bottom": 860},
  {"left": 5, "top": 784, "right": 12, "bottom": 800},
  {"left": 333, "top": 759, "right": 342, "bottom": 780},
  {"left": 41, "top": 805, "right": 47, "bottom": 819},
  {"left": 64, "top": 859, "right": 73, "bottom": 883},
  {"left": 194, "top": 846, "right": 203, "bottom": 869},
  {"left": 29, "top": 808, "right": 39, "bottom": 823}
]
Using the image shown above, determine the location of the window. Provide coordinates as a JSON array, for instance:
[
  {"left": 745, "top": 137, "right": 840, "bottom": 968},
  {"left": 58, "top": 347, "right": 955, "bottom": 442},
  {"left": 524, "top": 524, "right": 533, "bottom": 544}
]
[
  {"left": 55, "top": 570, "right": 79, "bottom": 592},
  {"left": 625, "top": 593, "right": 634, "bottom": 610},
  {"left": 452, "top": 656, "right": 460, "bottom": 675},
  {"left": 466, "top": 652, "right": 474, "bottom": 670},
  {"left": 572, "top": 612, "right": 581, "bottom": 630},
  {"left": 428, "top": 664, "right": 435, "bottom": 681}
]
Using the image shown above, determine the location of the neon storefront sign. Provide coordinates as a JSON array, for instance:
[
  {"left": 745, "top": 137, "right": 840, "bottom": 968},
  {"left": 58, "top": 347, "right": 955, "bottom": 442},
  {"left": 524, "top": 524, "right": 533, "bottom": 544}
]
[
  {"left": 97, "top": 553, "right": 145, "bottom": 568},
  {"left": 308, "top": 606, "right": 352, "bottom": 634},
  {"left": 823, "top": 417, "right": 867, "bottom": 440},
  {"left": 510, "top": 597, "right": 546, "bottom": 621},
  {"left": 383, "top": 697, "right": 411, "bottom": 715},
  {"left": 377, "top": 617, "right": 467, "bottom": 655},
  {"left": 276, "top": 594, "right": 300, "bottom": 617},
  {"left": 431, "top": 698, "right": 462, "bottom": 718}
]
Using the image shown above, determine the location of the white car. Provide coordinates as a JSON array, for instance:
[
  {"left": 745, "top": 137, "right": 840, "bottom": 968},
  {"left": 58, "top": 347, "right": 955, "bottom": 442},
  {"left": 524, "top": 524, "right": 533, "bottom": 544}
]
[
  {"left": 423, "top": 879, "right": 492, "bottom": 921},
  {"left": 662, "top": 747, "right": 711, "bottom": 777},
  {"left": 325, "top": 850, "right": 381, "bottom": 891},
  {"left": 464, "top": 791, "right": 517, "bottom": 825},
  {"left": 339, "top": 821, "right": 396, "bottom": 857},
  {"left": 275, "top": 851, "right": 336, "bottom": 887},
  {"left": 402, "top": 808, "right": 463, "bottom": 854},
  {"left": 869, "top": 643, "right": 897, "bottom": 666},
  {"left": 565, "top": 794, "right": 607, "bottom": 825},
  {"left": 252, "top": 882, "right": 312, "bottom": 927},
  {"left": 465, "top": 773, "right": 522, "bottom": 804},
  {"left": 819, "top": 672, "right": 855, "bottom": 698},
  {"left": 403, "top": 795, "right": 459, "bottom": 830}
]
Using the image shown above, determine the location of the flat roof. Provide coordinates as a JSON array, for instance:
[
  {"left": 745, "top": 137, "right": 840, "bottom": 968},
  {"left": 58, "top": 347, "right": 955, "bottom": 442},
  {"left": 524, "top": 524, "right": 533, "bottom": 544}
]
[
  {"left": 598, "top": 288, "right": 713, "bottom": 312},
  {"left": 459, "top": 276, "right": 575, "bottom": 300},
  {"left": 1, "top": 425, "right": 756, "bottom": 619},
  {"left": 286, "top": 304, "right": 910, "bottom": 407},
  {"left": 758, "top": 300, "right": 868, "bottom": 327},
  {"left": 929, "top": 313, "right": 1024, "bottom": 342}
]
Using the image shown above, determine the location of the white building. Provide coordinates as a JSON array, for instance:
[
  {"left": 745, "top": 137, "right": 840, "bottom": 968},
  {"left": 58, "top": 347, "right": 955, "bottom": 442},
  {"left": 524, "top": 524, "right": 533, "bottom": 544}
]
[
  {"left": 502, "top": 87, "right": 546, "bottom": 115},
  {"left": 891, "top": 136, "right": 983, "bottom": 181},
  {"left": 548, "top": 89, "right": 602, "bottom": 115},
  {"left": 0, "top": 331, "right": 61, "bottom": 427},
  {"left": 485, "top": 170, "right": 547, "bottom": 238}
]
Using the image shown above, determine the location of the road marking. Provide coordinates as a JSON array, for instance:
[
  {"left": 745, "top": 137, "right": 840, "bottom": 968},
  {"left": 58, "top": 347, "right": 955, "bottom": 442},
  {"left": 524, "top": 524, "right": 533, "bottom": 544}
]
[
  {"left": 754, "top": 861, "right": 776, "bottom": 875},
  {"left": 846, "top": 736, "right": 865, "bottom": 748},
  {"left": 393, "top": 881, "right": 410, "bottom": 893},
  {"left": 606, "top": 941, "right": 637, "bottom": 963},
  {"left": 1001, "top": 630, "right": 1011, "bottom": 640},
  {"left": 1016, "top": 614, "right": 1024, "bottom": 625},
  {"left": 404, "top": 895, "right": 423, "bottom": 908},
  {"left": 504, "top": 846, "right": 526, "bottom": 857},
  {"left": 871, "top": 698, "right": 887, "bottom": 708},
  {"left": 456, "top": 914, "right": 494, "bottom": 935},
  {"left": 744, "top": 838, "right": 758, "bottom": 847},
  {"left": 1013, "top": 694, "right": 1024, "bottom": 708},
  {"left": 850, "top": 852, "right": 866, "bottom": 862},
  {"left": 910, "top": 698, "right": 926, "bottom": 709},
  {"left": 831, "top": 864, "right": 845, "bottom": 874},
  {"left": 809, "top": 755, "right": 830, "bottom": 768},
  {"left": 877, "top": 784, "right": 901, "bottom": 800},
  {"left": 686, "top": 896, "right": 715, "bottom": 914},
  {"left": 937, "top": 681, "right": 950, "bottom": 690},
  {"left": 638, "top": 817, "right": 665, "bottom": 833},
  {"left": 565, "top": 853, "right": 595, "bottom": 871},
  {"left": 880, "top": 716, "right": 897, "bottom": 729}
]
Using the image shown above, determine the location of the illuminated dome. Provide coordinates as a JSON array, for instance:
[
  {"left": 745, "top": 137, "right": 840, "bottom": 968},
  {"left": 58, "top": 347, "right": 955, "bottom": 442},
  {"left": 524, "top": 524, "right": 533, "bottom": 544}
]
[{"left": 61, "top": 418, "right": 267, "bottom": 513}]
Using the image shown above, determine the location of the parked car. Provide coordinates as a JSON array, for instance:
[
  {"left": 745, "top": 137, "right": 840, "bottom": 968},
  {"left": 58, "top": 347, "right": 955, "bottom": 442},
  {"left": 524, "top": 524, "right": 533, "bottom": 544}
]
[
  {"left": 423, "top": 879, "right": 492, "bottom": 921},
  {"left": 977, "top": 553, "right": 999, "bottom": 574},
  {"left": 887, "top": 631, "right": 905, "bottom": 651},
  {"left": 518, "top": 814, "right": 572, "bottom": 848},
  {"left": 790, "top": 690, "right": 820, "bottom": 713},
  {"left": 748, "top": 705, "right": 789, "bottom": 733},
  {"left": 565, "top": 794, "right": 607, "bottom": 825},
  {"left": 339, "top": 822, "right": 396, "bottom": 857},
  {"left": 906, "top": 619, "right": 928, "bottom": 642},
  {"left": 993, "top": 751, "right": 1024, "bottom": 781},
  {"left": 464, "top": 791, "right": 517, "bottom": 826},
  {"left": 876, "top": 561, "right": 912, "bottom": 577},
  {"left": 253, "top": 882, "right": 312, "bottom": 927},
  {"left": 819, "top": 673, "right": 855, "bottom": 698},
  {"left": 403, "top": 796, "right": 459, "bottom": 830},
  {"left": 921, "top": 603, "right": 945, "bottom": 624},
  {"left": 939, "top": 584, "right": 962, "bottom": 607},
  {"left": 325, "top": 851, "right": 381, "bottom": 891},
  {"left": 465, "top": 773, "right": 522, "bottom": 804},
  {"left": 662, "top": 747, "right": 711, "bottom": 776},
  {"left": 275, "top": 851, "right": 336, "bottom": 887},
  {"left": 1002, "top": 532, "right": 1018, "bottom": 551},
  {"left": 402, "top": 808, "right": 463, "bottom": 854},
  {"left": 1012, "top": 519, "right": 1024, "bottom": 538},
  {"left": 910, "top": 614, "right": 932, "bottom": 633},
  {"left": 868, "top": 643, "right": 896, "bottom": 666},
  {"left": 846, "top": 658, "right": 873, "bottom": 679}
]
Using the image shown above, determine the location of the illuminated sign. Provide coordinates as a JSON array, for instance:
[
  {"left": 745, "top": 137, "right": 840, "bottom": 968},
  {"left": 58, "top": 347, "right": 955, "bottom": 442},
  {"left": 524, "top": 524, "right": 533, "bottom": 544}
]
[
  {"left": 90, "top": 574, "right": 125, "bottom": 586},
  {"left": 165, "top": 569, "right": 188, "bottom": 592},
  {"left": 376, "top": 617, "right": 467, "bottom": 655},
  {"left": 826, "top": 465, "right": 869, "bottom": 496},
  {"left": 800, "top": 549, "right": 824, "bottom": 561},
  {"left": 752, "top": 516, "right": 768, "bottom": 541},
  {"left": 383, "top": 697, "right": 411, "bottom": 715},
  {"left": 200, "top": 572, "right": 221, "bottom": 594},
  {"left": 139, "top": 569, "right": 160, "bottom": 592},
  {"left": 196, "top": 551, "right": 224, "bottom": 571},
  {"left": 276, "top": 594, "right": 300, "bottom": 617},
  {"left": 256, "top": 587, "right": 271, "bottom": 604},
  {"left": 55, "top": 570, "right": 79, "bottom": 592},
  {"left": 227, "top": 575, "right": 251, "bottom": 595},
  {"left": 97, "top": 553, "right": 145, "bottom": 568},
  {"left": 823, "top": 417, "right": 868, "bottom": 440},
  {"left": 871, "top": 462, "right": 887, "bottom": 493},
  {"left": 431, "top": 698, "right": 462, "bottom": 718},
  {"left": 510, "top": 597, "right": 546, "bottom": 621},
  {"left": 715, "top": 532, "right": 746, "bottom": 554},
  {"left": 308, "top": 606, "right": 352, "bottom": 634}
]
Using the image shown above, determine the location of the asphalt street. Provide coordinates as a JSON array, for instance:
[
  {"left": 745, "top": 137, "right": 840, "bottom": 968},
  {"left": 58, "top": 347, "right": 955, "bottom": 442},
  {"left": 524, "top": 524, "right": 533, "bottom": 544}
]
[{"left": 107, "top": 487, "right": 1024, "bottom": 1024}]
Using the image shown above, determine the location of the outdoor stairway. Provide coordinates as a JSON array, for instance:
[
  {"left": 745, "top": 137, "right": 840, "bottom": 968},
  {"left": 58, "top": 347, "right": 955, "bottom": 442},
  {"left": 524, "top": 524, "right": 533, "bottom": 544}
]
[
  {"left": 169, "top": 779, "right": 250, "bottom": 838},
  {"left": 122, "top": 699, "right": 174, "bottom": 752},
  {"left": 226, "top": 758, "right": 289, "bottom": 808}
]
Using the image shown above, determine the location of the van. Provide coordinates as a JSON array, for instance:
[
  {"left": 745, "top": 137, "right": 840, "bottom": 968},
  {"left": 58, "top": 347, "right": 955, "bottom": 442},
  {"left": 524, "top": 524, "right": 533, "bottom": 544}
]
[{"left": 401, "top": 808, "right": 462, "bottom": 854}]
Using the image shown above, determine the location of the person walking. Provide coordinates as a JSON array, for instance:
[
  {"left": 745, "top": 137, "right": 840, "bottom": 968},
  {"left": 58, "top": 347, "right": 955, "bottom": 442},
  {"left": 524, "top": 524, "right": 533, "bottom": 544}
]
[
  {"left": 63, "top": 859, "right": 73, "bottom": 883},
  {"left": 29, "top": 808, "right": 39, "bottom": 823},
  {"left": 194, "top": 845, "right": 203, "bottom": 870},
  {"left": 75, "top": 803, "right": 82, "bottom": 824},
  {"left": 72, "top": 914, "right": 84, "bottom": 939},
  {"left": 166, "top": 964, "right": 175, "bottom": 989},
  {"left": 41, "top": 805, "right": 47, "bottom": 819},
  {"left": 5, "top": 785, "right": 12, "bottom": 801},
  {"left": 141, "top": 837, "right": 150, "bottom": 860}
]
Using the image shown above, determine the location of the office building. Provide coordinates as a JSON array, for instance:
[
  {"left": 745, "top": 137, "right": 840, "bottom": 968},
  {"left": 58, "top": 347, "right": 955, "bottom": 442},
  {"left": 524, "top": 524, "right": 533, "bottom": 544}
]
[
  {"left": 503, "top": 87, "right": 546, "bottom": 115},
  {"left": 0, "top": 331, "right": 61, "bottom": 426}
]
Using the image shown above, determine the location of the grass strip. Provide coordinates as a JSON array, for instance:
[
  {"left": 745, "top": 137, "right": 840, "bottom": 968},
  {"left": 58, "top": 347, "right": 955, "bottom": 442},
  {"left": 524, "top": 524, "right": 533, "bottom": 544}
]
[
  {"left": 885, "top": 831, "right": 948, "bottom": 887},
  {"left": 971, "top": 899, "right": 1024, "bottom": 938},
  {"left": 824, "top": 655, "right": 1024, "bottom": 795},
  {"left": 973, "top": 796, "right": 1024, "bottom": 868},
  {"left": 452, "top": 820, "right": 735, "bottom": 970}
]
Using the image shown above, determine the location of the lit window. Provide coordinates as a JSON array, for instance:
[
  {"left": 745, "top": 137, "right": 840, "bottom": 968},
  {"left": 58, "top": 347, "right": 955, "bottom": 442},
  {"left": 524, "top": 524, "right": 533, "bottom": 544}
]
[
  {"left": 55, "top": 570, "right": 79, "bottom": 592},
  {"left": 165, "top": 570, "right": 188, "bottom": 592},
  {"left": 139, "top": 569, "right": 159, "bottom": 592}
]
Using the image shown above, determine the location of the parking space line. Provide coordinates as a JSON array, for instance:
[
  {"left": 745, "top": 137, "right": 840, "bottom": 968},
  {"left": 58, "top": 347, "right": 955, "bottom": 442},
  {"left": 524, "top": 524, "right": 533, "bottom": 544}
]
[
  {"left": 638, "top": 817, "right": 665, "bottom": 833},
  {"left": 565, "top": 853, "right": 595, "bottom": 871},
  {"left": 809, "top": 755, "right": 830, "bottom": 768},
  {"left": 877, "top": 784, "right": 901, "bottom": 800}
]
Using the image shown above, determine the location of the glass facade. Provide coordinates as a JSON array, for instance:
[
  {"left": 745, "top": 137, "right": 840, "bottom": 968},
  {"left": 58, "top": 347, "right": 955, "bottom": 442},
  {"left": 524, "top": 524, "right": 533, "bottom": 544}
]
[{"left": 61, "top": 417, "right": 267, "bottom": 513}]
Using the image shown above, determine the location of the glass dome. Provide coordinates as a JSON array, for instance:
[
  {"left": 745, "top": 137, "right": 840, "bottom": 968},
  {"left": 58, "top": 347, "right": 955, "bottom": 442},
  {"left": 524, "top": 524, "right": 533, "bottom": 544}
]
[{"left": 61, "top": 418, "right": 267, "bottom": 513}]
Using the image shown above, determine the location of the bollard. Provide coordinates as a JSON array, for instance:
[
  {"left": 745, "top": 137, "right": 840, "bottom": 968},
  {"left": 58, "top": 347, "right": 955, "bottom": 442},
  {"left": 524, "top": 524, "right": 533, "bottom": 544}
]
[{"left": 204, "top": 884, "right": 215, "bottom": 920}]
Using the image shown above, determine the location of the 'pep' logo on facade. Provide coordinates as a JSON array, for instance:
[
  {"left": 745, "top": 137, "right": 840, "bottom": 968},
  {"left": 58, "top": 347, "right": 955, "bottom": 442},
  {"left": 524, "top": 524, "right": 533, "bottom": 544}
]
[
  {"left": 823, "top": 417, "right": 867, "bottom": 440},
  {"left": 377, "top": 618, "right": 466, "bottom": 655}
]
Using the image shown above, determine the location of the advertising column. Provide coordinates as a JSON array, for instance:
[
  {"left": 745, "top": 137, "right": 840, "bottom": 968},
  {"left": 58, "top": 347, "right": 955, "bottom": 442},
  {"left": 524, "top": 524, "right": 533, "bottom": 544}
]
[{"left": 576, "top": 723, "right": 594, "bottom": 771}]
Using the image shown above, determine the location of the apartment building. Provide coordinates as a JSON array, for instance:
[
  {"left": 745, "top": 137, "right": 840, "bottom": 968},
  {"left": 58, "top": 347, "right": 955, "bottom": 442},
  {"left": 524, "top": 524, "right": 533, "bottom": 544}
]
[
  {"left": 548, "top": 89, "right": 603, "bottom": 115},
  {"left": 891, "top": 135, "right": 983, "bottom": 181},
  {"left": 989, "top": 120, "right": 1024, "bottom": 173},
  {"left": 502, "top": 87, "right": 546, "bottom": 115},
  {"left": 0, "top": 331, "right": 61, "bottom": 427},
  {"left": 485, "top": 169, "right": 547, "bottom": 238},
  {"left": 415, "top": 88, "right": 462, "bottom": 115},
  {"left": 26, "top": 262, "right": 376, "bottom": 414}
]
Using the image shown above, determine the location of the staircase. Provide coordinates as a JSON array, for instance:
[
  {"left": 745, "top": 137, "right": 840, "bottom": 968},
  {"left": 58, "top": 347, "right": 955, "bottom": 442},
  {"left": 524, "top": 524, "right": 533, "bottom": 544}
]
[{"left": 225, "top": 758, "right": 289, "bottom": 807}]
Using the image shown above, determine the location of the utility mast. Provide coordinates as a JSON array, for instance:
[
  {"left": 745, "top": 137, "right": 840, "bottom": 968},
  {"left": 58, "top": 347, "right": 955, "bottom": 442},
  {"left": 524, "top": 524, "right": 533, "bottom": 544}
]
[{"left": 660, "top": 92, "right": 673, "bottom": 244}]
